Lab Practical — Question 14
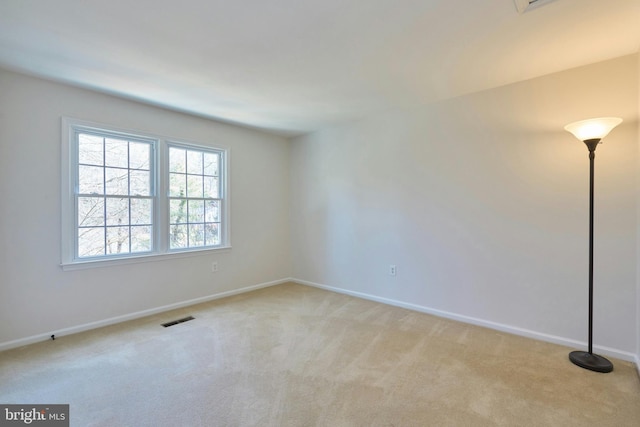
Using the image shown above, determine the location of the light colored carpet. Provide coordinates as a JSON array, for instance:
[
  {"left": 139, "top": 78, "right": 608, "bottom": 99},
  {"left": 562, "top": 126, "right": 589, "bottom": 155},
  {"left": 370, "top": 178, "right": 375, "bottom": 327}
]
[{"left": 1, "top": 282, "right": 639, "bottom": 426}]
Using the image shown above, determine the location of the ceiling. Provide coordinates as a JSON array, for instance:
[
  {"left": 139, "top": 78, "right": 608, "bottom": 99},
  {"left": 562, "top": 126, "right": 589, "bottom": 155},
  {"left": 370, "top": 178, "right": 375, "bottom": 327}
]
[{"left": 0, "top": 0, "right": 638, "bottom": 137}]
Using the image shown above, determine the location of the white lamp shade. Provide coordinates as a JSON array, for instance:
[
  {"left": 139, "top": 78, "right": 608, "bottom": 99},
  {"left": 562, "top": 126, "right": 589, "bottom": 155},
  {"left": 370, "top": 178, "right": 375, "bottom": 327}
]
[{"left": 564, "top": 117, "right": 622, "bottom": 141}]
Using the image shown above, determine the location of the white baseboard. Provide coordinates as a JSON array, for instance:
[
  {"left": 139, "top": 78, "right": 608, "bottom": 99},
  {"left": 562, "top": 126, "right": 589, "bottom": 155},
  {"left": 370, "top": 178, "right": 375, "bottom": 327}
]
[
  {"left": 4, "top": 277, "right": 638, "bottom": 367},
  {"left": 294, "top": 278, "right": 638, "bottom": 363},
  {"left": 0, "top": 278, "right": 290, "bottom": 352}
]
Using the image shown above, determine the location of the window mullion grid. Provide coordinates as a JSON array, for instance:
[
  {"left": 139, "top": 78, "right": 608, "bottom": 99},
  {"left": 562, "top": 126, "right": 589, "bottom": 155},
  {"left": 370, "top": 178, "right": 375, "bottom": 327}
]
[
  {"left": 185, "top": 152, "right": 190, "bottom": 248},
  {"left": 207, "top": 196, "right": 221, "bottom": 247},
  {"left": 73, "top": 130, "right": 81, "bottom": 260},
  {"left": 127, "top": 141, "right": 131, "bottom": 253},
  {"left": 187, "top": 194, "right": 191, "bottom": 247},
  {"left": 102, "top": 136, "right": 108, "bottom": 257},
  {"left": 154, "top": 140, "right": 167, "bottom": 254},
  {"left": 218, "top": 152, "right": 224, "bottom": 246},
  {"left": 199, "top": 153, "right": 204, "bottom": 245},
  {"left": 203, "top": 174, "right": 209, "bottom": 247}
]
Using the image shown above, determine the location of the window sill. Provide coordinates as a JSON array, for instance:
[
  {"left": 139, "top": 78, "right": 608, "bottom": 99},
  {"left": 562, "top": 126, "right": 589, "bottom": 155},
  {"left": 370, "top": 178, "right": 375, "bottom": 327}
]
[{"left": 60, "top": 246, "right": 232, "bottom": 271}]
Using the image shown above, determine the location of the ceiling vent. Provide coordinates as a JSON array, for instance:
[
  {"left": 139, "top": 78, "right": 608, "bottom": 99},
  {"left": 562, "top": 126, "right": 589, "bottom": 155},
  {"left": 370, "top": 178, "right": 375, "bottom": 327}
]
[{"left": 514, "top": 0, "right": 557, "bottom": 14}]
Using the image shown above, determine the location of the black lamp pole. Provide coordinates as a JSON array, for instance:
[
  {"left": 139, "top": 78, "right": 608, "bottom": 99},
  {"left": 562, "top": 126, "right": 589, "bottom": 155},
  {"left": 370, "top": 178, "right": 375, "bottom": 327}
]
[{"left": 568, "top": 138, "right": 613, "bottom": 373}]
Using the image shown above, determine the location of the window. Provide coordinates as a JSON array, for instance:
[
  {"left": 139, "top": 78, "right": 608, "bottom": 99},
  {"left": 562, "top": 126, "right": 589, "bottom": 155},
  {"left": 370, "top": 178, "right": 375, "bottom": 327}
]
[
  {"left": 76, "top": 132, "right": 154, "bottom": 257},
  {"left": 62, "top": 118, "right": 229, "bottom": 268},
  {"left": 168, "top": 145, "right": 222, "bottom": 249}
]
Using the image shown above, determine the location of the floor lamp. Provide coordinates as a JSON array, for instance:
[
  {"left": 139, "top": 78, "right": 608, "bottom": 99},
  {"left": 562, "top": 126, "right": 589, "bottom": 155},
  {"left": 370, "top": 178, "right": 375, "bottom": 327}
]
[{"left": 564, "top": 117, "right": 622, "bottom": 373}]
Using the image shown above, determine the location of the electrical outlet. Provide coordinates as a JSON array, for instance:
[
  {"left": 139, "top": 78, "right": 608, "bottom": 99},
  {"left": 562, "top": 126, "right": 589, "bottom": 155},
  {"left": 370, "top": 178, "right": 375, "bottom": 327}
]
[
  {"left": 389, "top": 265, "right": 397, "bottom": 276},
  {"left": 211, "top": 261, "right": 218, "bottom": 273}
]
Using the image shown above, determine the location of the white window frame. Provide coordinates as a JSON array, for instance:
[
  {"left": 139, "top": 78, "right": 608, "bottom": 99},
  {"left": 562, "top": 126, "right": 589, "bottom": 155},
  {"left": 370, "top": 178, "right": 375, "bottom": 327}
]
[
  {"left": 164, "top": 141, "right": 227, "bottom": 252},
  {"left": 61, "top": 117, "right": 230, "bottom": 270}
]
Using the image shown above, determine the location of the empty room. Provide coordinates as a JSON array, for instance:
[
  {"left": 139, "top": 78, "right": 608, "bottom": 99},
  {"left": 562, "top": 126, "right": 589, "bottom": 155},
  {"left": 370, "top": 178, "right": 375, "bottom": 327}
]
[{"left": 1, "top": 0, "right": 639, "bottom": 426}]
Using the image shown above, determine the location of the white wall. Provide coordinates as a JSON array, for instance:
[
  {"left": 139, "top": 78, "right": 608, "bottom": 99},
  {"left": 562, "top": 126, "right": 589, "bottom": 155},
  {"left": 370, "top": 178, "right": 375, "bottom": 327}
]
[
  {"left": 0, "top": 69, "right": 292, "bottom": 346},
  {"left": 291, "top": 54, "right": 639, "bottom": 358},
  {"left": 637, "top": 52, "right": 640, "bottom": 368}
]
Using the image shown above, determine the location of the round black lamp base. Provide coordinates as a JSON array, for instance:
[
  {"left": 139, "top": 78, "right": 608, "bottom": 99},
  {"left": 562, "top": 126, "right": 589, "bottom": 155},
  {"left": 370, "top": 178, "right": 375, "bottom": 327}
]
[{"left": 569, "top": 351, "right": 613, "bottom": 373}]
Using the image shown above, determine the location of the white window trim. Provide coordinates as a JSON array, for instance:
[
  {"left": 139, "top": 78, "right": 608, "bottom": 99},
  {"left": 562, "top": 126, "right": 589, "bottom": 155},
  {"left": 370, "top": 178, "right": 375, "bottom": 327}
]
[{"left": 61, "top": 117, "right": 231, "bottom": 271}]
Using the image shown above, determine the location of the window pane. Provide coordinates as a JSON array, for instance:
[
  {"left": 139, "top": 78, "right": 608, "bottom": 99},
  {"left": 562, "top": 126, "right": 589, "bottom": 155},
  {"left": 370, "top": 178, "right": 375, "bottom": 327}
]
[
  {"left": 203, "top": 176, "right": 219, "bottom": 198},
  {"left": 187, "top": 175, "right": 203, "bottom": 198},
  {"left": 105, "top": 167, "right": 129, "bottom": 195},
  {"left": 78, "top": 134, "right": 104, "bottom": 166},
  {"left": 78, "top": 227, "right": 105, "bottom": 257},
  {"left": 78, "top": 197, "right": 104, "bottom": 227},
  {"left": 130, "top": 142, "right": 150, "bottom": 170},
  {"left": 131, "top": 226, "right": 152, "bottom": 252},
  {"left": 205, "top": 223, "right": 220, "bottom": 245},
  {"left": 169, "top": 199, "right": 187, "bottom": 224},
  {"left": 106, "top": 198, "right": 129, "bottom": 226},
  {"left": 131, "top": 198, "right": 152, "bottom": 225},
  {"left": 130, "top": 170, "right": 150, "bottom": 196},
  {"left": 189, "top": 224, "right": 205, "bottom": 247},
  {"left": 187, "top": 150, "right": 203, "bottom": 175},
  {"left": 167, "top": 146, "right": 223, "bottom": 250},
  {"left": 169, "top": 147, "right": 185, "bottom": 172},
  {"left": 205, "top": 200, "right": 219, "bottom": 222},
  {"left": 169, "top": 172, "right": 186, "bottom": 197},
  {"left": 203, "top": 152, "right": 218, "bottom": 176},
  {"left": 107, "top": 226, "right": 130, "bottom": 254},
  {"left": 105, "top": 138, "right": 129, "bottom": 168},
  {"left": 188, "top": 200, "right": 204, "bottom": 223},
  {"left": 79, "top": 165, "right": 104, "bottom": 195},
  {"left": 170, "top": 224, "right": 188, "bottom": 249}
]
